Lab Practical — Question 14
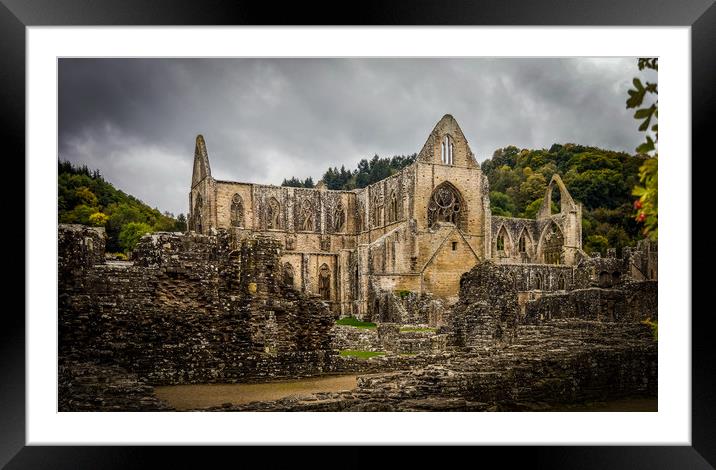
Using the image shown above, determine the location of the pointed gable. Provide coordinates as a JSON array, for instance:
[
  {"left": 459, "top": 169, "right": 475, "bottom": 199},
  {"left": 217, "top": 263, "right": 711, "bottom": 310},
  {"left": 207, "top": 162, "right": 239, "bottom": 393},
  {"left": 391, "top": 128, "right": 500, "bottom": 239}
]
[
  {"left": 192, "top": 134, "right": 212, "bottom": 188},
  {"left": 417, "top": 114, "right": 479, "bottom": 168}
]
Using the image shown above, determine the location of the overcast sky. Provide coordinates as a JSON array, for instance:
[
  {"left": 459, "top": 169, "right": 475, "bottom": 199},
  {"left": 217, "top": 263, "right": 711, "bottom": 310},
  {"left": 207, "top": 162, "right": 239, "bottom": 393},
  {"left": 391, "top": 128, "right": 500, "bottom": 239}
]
[{"left": 59, "top": 58, "right": 655, "bottom": 216}]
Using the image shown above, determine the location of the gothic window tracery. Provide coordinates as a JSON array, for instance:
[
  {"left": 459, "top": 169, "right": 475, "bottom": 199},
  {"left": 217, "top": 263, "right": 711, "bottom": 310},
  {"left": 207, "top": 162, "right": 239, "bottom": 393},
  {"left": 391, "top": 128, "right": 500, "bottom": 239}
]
[
  {"left": 542, "top": 222, "right": 564, "bottom": 265},
  {"left": 371, "top": 195, "right": 382, "bottom": 228},
  {"left": 557, "top": 273, "right": 566, "bottom": 290},
  {"left": 333, "top": 203, "right": 346, "bottom": 232},
  {"left": 387, "top": 191, "right": 398, "bottom": 223},
  {"left": 318, "top": 264, "right": 331, "bottom": 300},
  {"left": 427, "top": 182, "right": 464, "bottom": 229},
  {"left": 267, "top": 197, "right": 281, "bottom": 229},
  {"left": 441, "top": 135, "right": 454, "bottom": 165},
  {"left": 299, "top": 199, "right": 314, "bottom": 231},
  {"left": 357, "top": 201, "right": 366, "bottom": 232},
  {"left": 230, "top": 193, "right": 244, "bottom": 227}
]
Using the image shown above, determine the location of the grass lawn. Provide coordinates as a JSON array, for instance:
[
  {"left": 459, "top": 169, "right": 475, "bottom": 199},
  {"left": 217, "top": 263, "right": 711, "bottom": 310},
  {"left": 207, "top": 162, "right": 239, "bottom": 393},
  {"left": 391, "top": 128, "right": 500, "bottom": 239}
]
[
  {"left": 336, "top": 316, "right": 377, "bottom": 329},
  {"left": 339, "top": 350, "right": 386, "bottom": 359}
]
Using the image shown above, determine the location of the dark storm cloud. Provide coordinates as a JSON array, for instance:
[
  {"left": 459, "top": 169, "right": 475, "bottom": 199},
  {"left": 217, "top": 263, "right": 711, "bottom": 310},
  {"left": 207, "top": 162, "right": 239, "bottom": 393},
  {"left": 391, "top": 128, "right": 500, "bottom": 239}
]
[{"left": 59, "top": 58, "right": 655, "bottom": 216}]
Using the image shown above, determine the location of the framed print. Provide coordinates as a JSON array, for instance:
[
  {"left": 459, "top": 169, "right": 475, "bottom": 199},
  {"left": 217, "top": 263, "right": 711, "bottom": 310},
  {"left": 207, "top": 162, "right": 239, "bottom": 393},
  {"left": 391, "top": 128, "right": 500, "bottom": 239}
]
[{"left": 5, "top": 0, "right": 713, "bottom": 467}]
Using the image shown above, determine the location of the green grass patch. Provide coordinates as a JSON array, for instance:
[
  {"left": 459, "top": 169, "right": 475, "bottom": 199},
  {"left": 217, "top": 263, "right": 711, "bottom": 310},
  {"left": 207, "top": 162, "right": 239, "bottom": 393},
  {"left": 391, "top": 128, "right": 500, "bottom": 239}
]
[
  {"left": 394, "top": 289, "right": 414, "bottom": 299},
  {"left": 339, "top": 350, "right": 385, "bottom": 359},
  {"left": 399, "top": 327, "right": 436, "bottom": 333},
  {"left": 336, "top": 316, "right": 377, "bottom": 329}
]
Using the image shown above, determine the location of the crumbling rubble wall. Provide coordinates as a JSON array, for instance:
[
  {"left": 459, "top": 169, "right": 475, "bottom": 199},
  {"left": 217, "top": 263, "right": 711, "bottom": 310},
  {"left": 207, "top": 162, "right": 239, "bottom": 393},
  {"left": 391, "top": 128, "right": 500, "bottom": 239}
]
[
  {"left": 524, "top": 281, "right": 657, "bottom": 323},
  {"left": 59, "top": 225, "right": 339, "bottom": 390},
  {"left": 449, "top": 261, "right": 519, "bottom": 347}
]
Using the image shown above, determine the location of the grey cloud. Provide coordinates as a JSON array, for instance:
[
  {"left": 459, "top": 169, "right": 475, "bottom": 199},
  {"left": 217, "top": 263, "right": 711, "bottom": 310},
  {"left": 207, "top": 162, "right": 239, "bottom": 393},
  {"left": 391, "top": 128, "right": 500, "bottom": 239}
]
[{"left": 59, "top": 58, "right": 655, "bottom": 216}]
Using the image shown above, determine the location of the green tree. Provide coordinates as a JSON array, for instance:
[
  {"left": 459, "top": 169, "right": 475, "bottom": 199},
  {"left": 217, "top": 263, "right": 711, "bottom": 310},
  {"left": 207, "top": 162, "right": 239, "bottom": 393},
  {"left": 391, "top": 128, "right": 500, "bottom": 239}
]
[
  {"left": 88, "top": 212, "right": 109, "bottom": 227},
  {"left": 119, "top": 222, "right": 152, "bottom": 252},
  {"left": 516, "top": 173, "right": 547, "bottom": 212},
  {"left": 627, "top": 58, "right": 658, "bottom": 239},
  {"left": 59, "top": 160, "right": 182, "bottom": 251},
  {"left": 584, "top": 235, "right": 609, "bottom": 255},
  {"left": 175, "top": 213, "right": 187, "bottom": 231},
  {"left": 489, "top": 191, "right": 516, "bottom": 216},
  {"left": 74, "top": 186, "right": 98, "bottom": 207}
]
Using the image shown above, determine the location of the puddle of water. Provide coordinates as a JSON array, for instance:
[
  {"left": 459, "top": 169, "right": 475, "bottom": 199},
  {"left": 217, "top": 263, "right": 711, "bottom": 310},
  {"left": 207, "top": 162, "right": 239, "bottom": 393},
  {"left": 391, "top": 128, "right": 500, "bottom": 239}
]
[{"left": 154, "top": 375, "right": 357, "bottom": 410}]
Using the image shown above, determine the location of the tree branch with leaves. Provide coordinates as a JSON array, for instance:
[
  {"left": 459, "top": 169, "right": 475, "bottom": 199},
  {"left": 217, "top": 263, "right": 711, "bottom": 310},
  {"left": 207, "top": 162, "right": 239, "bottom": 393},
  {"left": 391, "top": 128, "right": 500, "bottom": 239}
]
[{"left": 627, "top": 58, "right": 658, "bottom": 240}]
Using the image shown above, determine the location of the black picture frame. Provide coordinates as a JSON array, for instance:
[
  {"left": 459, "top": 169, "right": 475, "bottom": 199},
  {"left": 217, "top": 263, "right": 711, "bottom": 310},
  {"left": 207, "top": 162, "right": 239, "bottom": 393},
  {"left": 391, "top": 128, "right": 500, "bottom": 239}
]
[{"left": 5, "top": 0, "right": 711, "bottom": 467}]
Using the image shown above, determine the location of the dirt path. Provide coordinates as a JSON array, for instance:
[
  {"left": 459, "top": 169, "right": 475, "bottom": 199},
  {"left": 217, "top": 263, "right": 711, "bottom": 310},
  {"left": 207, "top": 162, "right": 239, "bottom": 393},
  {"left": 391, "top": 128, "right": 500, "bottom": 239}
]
[{"left": 154, "top": 375, "right": 358, "bottom": 410}]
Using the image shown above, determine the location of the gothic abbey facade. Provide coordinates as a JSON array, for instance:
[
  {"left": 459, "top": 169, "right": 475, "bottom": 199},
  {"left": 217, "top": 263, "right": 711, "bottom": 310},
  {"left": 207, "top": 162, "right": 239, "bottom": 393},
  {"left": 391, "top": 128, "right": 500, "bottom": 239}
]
[{"left": 188, "top": 114, "right": 585, "bottom": 318}]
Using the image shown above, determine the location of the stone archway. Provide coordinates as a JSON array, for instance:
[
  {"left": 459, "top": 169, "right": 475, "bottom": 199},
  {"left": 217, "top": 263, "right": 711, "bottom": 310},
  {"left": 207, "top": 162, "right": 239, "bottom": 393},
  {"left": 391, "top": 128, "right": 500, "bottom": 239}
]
[{"left": 427, "top": 181, "right": 466, "bottom": 230}]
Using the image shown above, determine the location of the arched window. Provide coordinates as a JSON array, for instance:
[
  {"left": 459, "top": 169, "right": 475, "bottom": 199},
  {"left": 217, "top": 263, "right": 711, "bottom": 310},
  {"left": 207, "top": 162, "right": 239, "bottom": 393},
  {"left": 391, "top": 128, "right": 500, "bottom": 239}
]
[
  {"left": 427, "top": 182, "right": 464, "bottom": 229},
  {"left": 598, "top": 271, "right": 612, "bottom": 288},
  {"left": 357, "top": 201, "right": 366, "bottom": 232},
  {"left": 283, "top": 262, "right": 294, "bottom": 288},
  {"left": 612, "top": 271, "right": 621, "bottom": 285},
  {"left": 333, "top": 203, "right": 346, "bottom": 232},
  {"left": 535, "top": 272, "right": 543, "bottom": 290},
  {"left": 387, "top": 191, "right": 398, "bottom": 223},
  {"left": 557, "top": 273, "right": 566, "bottom": 290},
  {"left": 193, "top": 194, "right": 203, "bottom": 234},
  {"left": 318, "top": 264, "right": 331, "bottom": 300},
  {"left": 230, "top": 193, "right": 244, "bottom": 227},
  {"left": 541, "top": 222, "right": 564, "bottom": 265},
  {"left": 299, "top": 199, "right": 314, "bottom": 231},
  {"left": 441, "top": 135, "right": 454, "bottom": 165},
  {"left": 495, "top": 225, "right": 510, "bottom": 255},
  {"left": 371, "top": 195, "right": 382, "bottom": 228},
  {"left": 267, "top": 197, "right": 281, "bottom": 229},
  {"left": 519, "top": 234, "right": 526, "bottom": 252}
]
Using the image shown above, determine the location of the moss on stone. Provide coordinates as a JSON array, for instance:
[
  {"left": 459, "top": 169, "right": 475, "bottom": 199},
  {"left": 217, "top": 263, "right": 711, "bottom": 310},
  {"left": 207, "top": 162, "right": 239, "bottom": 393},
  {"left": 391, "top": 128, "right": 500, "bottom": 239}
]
[
  {"left": 338, "top": 350, "right": 385, "bottom": 359},
  {"left": 336, "top": 316, "right": 377, "bottom": 329}
]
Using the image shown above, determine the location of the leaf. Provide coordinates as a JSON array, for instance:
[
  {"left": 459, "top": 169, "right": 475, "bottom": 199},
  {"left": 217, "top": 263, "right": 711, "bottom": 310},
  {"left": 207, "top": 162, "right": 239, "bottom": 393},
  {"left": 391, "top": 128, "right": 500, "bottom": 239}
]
[
  {"left": 626, "top": 88, "right": 646, "bottom": 108},
  {"left": 632, "top": 186, "right": 646, "bottom": 197},
  {"left": 636, "top": 138, "right": 655, "bottom": 154},
  {"left": 638, "top": 116, "right": 652, "bottom": 131}
]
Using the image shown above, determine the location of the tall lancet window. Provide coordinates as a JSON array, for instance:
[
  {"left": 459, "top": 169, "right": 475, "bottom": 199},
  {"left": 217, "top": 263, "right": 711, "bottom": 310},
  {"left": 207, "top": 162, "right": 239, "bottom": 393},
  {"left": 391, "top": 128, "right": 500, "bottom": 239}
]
[{"left": 441, "top": 135, "right": 453, "bottom": 165}]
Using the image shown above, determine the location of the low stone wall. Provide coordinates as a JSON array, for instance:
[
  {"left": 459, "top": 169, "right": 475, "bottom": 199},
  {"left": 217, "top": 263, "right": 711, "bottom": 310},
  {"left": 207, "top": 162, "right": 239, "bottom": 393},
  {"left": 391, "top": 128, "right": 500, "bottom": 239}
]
[
  {"left": 524, "top": 281, "right": 658, "bottom": 323},
  {"left": 203, "top": 320, "right": 657, "bottom": 411},
  {"left": 369, "top": 289, "right": 448, "bottom": 327},
  {"left": 59, "top": 361, "right": 173, "bottom": 411},
  {"left": 331, "top": 325, "right": 383, "bottom": 352},
  {"left": 331, "top": 323, "right": 446, "bottom": 355}
]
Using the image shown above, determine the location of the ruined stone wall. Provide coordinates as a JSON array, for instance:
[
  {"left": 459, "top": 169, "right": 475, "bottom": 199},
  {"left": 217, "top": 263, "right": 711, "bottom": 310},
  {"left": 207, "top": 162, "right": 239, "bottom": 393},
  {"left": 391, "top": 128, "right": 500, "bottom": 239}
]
[
  {"left": 59, "top": 225, "right": 339, "bottom": 387},
  {"left": 367, "top": 288, "right": 448, "bottom": 326},
  {"left": 209, "top": 320, "right": 657, "bottom": 412},
  {"left": 524, "top": 281, "right": 658, "bottom": 323},
  {"left": 449, "top": 261, "right": 519, "bottom": 347},
  {"left": 490, "top": 216, "right": 539, "bottom": 263},
  {"left": 495, "top": 263, "right": 574, "bottom": 292}
]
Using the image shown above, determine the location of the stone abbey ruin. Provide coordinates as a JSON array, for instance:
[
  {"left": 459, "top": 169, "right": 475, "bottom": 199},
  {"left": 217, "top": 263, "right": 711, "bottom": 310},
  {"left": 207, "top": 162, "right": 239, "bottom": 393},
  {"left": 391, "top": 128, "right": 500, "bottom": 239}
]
[{"left": 59, "top": 115, "right": 658, "bottom": 411}]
